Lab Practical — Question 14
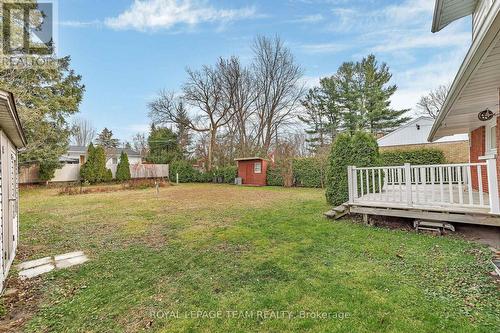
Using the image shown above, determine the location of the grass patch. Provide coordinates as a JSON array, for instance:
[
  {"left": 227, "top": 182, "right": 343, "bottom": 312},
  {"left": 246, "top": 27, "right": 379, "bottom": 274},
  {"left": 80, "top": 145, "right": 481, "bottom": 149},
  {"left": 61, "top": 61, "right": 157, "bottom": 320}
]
[{"left": 3, "top": 184, "right": 498, "bottom": 332}]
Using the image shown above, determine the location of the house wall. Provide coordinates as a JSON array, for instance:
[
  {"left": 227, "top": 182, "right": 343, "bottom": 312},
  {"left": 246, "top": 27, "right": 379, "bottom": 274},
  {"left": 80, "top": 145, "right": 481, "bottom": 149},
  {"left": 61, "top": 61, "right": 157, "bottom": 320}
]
[
  {"left": 237, "top": 160, "right": 268, "bottom": 186},
  {"left": 469, "top": 116, "right": 500, "bottom": 193},
  {"left": 377, "top": 117, "right": 468, "bottom": 147},
  {"left": 0, "top": 130, "right": 19, "bottom": 292},
  {"left": 379, "top": 141, "right": 469, "bottom": 163}
]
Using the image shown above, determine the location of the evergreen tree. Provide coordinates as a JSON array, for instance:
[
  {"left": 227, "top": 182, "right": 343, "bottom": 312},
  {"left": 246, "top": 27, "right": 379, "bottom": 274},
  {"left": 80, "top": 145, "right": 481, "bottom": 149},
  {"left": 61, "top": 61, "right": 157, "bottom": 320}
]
[
  {"left": 80, "top": 143, "right": 108, "bottom": 184},
  {"left": 175, "top": 102, "right": 191, "bottom": 157},
  {"left": 0, "top": 56, "right": 84, "bottom": 173},
  {"left": 96, "top": 128, "right": 119, "bottom": 149},
  {"left": 116, "top": 151, "right": 131, "bottom": 181},
  {"left": 146, "top": 125, "right": 182, "bottom": 164},
  {"left": 357, "top": 55, "right": 411, "bottom": 134},
  {"left": 308, "top": 54, "right": 410, "bottom": 137}
]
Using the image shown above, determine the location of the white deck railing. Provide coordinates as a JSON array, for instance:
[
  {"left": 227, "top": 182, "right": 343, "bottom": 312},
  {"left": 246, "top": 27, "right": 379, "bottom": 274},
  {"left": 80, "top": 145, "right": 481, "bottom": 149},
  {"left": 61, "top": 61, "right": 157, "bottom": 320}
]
[{"left": 347, "top": 159, "right": 500, "bottom": 214}]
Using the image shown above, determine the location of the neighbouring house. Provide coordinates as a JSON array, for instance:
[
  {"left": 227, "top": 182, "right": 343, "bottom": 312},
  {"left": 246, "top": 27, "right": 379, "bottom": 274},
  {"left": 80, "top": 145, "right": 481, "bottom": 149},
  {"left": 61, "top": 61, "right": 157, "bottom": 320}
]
[
  {"left": 235, "top": 157, "right": 268, "bottom": 186},
  {"left": 0, "top": 90, "right": 27, "bottom": 292},
  {"left": 60, "top": 145, "right": 142, "bottom": 167},
  {"left": 341, "top": 0, "right": 500, "bottom": 229},
  {"left": 378, "top": 117, "right": 469, "bottom": 163}
]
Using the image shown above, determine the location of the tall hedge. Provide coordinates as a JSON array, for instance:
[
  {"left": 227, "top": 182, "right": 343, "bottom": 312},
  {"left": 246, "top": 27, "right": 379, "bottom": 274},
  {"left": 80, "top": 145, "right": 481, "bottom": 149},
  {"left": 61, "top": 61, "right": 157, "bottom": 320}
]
[
  {"left": 115, "top": 151, "right": 131, "bottom": 181},
  {"left": 266, "top": 165, "right": 284, "bottom": 186},
  {"left": 213, "top": 166, "right": 238, "bottom": 184},
  {"left": 325, "top": 131, "right": 380, "bottom": 206},
  {"left": 293, "top": 156, "right": 327, "bottom": 188},
  {"left": 380, "top": 148, "right": 445, "bottom": 166}
]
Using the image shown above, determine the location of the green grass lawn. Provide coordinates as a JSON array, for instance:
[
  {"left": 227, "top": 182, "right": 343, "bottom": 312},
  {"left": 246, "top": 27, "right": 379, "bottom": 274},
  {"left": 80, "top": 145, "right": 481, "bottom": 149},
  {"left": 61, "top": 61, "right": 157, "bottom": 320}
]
[{"left": 5, "top": 184, "right": 499, "bottom": 332}]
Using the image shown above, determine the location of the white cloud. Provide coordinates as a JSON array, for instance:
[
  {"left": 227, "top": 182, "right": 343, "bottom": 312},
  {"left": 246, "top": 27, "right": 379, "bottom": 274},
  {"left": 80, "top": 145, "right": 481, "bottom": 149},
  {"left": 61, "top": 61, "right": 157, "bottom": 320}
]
[
  {"left": 289, "top": 14, "right": 324, "bottom": 24},
  {"left": 60, "top": 20, "right": 101, "bottom": 28},
  {"left": 300, "top": 42, "right": 348, "bottom": 54},
  {"left": 105, "top": 0, "right": 259, "bottom": 31},
  {"left": 370, "top": 30, "right": 470, "bottom": 53}
]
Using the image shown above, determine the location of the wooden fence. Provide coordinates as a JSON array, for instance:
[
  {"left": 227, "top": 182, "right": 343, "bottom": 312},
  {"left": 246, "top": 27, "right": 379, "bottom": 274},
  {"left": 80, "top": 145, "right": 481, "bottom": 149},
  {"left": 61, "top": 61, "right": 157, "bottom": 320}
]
[{"left": 20, "top": 163, "right": 169, "bottom": 184}]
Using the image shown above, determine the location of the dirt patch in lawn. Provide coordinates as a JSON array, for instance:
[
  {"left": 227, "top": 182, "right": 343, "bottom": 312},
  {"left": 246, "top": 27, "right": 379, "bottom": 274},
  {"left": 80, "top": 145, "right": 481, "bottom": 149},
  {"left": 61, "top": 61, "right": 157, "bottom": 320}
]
[{"left": 0, "top": 276, "right": 44, "bottom": 332}]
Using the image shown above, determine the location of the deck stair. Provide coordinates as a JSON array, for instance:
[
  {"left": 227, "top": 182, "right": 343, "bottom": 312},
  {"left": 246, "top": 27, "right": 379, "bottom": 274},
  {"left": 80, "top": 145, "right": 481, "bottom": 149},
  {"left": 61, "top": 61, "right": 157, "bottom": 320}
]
[
  {"left": 414, "top": 220, "right": 455, "bottom": 235},
  {"left": 324, "top": 204, "right": 349, "bottom": 220}
]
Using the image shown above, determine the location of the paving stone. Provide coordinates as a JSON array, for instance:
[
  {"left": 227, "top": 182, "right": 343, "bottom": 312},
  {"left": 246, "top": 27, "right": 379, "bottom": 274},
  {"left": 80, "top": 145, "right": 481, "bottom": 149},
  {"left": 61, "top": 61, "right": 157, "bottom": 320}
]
[
  {"left": 55, "top": 255, "right": 89, "bottom": 269},
  {"left": 19, "top": 263, "right": 55, "bottom": 280},
  {"left": 16, "top": 256, "right": 52, "bottom": 271},
  {"left": 54, "top": 251, "right": 84, "bottom": 262}
]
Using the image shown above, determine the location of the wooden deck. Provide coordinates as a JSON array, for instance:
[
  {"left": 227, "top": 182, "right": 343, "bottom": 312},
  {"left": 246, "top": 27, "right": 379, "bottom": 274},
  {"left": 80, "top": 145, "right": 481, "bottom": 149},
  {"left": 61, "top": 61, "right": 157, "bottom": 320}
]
[{"left": 347, "top": 163, "right": 500, "bottom": 227}]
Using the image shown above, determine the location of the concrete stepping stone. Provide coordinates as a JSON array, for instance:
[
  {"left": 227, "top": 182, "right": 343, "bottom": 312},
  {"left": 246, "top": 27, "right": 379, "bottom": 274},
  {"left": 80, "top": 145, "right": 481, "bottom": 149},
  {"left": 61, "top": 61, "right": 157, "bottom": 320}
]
[
  {"left": 16, "top": 256, "right": 52, "bottom": 271},
  {"left": 55, "top": 254, "right": 89, "bottom": 269},
  {"left": 17, "top": 251, "right": 89, "bottom": 280},
  {"left": 19, "top": 263, "right": 55, "bottom": 280}
]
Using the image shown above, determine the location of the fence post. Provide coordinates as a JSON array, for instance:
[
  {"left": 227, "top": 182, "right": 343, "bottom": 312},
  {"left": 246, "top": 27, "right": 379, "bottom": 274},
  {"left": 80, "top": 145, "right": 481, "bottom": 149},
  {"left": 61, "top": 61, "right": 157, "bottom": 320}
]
[
  {"left": 347, "top": 166, "right": 354, "bottom": 204},
  {"left": 405, "top": 163, "right": 412, "bottom": 207},
  {"left": 486, "top": 158, "right": 500, "bottom": 214},
  {"left": 176, "top": 173, "right": 179, "bottom": 185}
]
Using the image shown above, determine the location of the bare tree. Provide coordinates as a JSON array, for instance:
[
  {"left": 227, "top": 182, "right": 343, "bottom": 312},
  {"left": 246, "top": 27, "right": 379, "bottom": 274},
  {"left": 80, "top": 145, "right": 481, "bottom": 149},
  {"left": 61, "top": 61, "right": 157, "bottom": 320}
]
[
  {"left": 218, "top": 56, "right": 257, "bottom": 156},
  {"left": 71, "top": 118, "right": 96, "bottom": 146},
  {"left": 252, "top": 35, "right": 305, "bottom": 153},
  {"left": 132, "top": 132, "right": 148, "bottom": 158},
  {"left": 417, "top": 84, "right": 450, "bottom": 119},
  {"left": 149, "top": 65, "right": 234, "bottom": 171}
]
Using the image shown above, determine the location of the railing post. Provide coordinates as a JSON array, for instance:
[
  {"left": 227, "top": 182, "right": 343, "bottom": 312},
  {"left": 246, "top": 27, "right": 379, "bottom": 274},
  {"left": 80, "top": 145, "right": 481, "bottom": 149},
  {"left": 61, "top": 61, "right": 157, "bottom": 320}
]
[
  {"left": 347, "top": 166, "right": 354, "bottom": 204},
  {"left": 405, "top": 163, "right": 412, "bottom": 207},
  {"left": 486, "top": 157, "right": 500, "bottom": 214}
]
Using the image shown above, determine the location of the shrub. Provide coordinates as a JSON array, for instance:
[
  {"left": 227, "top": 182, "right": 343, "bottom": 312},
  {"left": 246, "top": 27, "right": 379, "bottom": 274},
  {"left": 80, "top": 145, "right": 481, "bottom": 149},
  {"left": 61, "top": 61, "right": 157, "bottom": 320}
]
[
  {"left": 104, "top": 168, "right": 113, "bottom": 182},
  {"left": 80, "top": 143, "right": 109, "bottom": 184},
  {"left": 266, "top": 165, "right": 284, "bottom": 186},
  {"left": 213, "top": 166, "right": 237, "bottom": 184},
  {"left": 325, "top": 131, "right": 379, "bottom": 205},
  {"left": 380, "top": 148, "right": 445, "bottom": 166},
  {"left": 115, "top": 151, "right": 131, "bottom": 181},
  {"left": 169, "top": 160, "right": 200, "bottom": 183},
  {"left": 38, "top": 160, "right": 61, "bottom": 183},
  {"left": 293, "top": 156, "right": 328, "bottom": 188}
]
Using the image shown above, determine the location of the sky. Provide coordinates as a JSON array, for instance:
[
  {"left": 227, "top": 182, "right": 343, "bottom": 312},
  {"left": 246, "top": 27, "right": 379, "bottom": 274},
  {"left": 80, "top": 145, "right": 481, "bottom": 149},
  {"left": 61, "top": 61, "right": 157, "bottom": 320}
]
[{"left": 56, "top": 0, "right": 473, "bottom": 142}]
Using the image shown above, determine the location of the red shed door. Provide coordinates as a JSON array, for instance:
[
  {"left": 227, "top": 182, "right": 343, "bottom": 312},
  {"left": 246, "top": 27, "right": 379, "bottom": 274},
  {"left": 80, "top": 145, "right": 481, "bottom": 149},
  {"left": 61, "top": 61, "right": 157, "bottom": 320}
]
[{"left": 245, "top": 162, "right": 255, "bottom": 184}]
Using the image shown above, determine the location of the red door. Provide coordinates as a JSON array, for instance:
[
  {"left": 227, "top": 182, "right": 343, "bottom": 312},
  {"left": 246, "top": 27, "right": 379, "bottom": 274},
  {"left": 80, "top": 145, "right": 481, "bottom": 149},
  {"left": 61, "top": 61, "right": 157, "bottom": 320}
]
[{"left": 245, "top": 162, "right": 254, "bottom": 184}]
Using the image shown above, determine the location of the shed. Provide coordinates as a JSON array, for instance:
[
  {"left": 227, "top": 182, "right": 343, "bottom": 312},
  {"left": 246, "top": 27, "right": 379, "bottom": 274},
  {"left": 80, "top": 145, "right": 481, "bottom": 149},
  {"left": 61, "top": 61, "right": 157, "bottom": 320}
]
[
  {"left": 235, "top": 157, "right": 268, "bottom": 186},
  {"left": 0, "top": 90, "right": 26, "bottom": 292}
]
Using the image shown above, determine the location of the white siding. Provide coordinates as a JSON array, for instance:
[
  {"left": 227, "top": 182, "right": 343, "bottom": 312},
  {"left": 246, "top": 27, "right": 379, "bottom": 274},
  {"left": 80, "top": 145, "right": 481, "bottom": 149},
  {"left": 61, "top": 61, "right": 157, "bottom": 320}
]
[
  {"left": 378, "top": 117, "right": 468, "bottom": 147},
  {"left": 473, "top": 0, "right": 494, "bottom": 39}
]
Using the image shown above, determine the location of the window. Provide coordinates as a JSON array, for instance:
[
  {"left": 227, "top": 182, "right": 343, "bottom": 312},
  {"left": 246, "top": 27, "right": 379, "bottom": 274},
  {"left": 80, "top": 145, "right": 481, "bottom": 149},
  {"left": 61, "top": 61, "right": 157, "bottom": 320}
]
[
  {"left": 112, "top": 157, "right": 118, "bottom": 164},
  {"left": 254, "top": 162, "right": 262, "bottom": 174},
  {"left": 485, "top": 121, "right": 497, "bottom": 155}
]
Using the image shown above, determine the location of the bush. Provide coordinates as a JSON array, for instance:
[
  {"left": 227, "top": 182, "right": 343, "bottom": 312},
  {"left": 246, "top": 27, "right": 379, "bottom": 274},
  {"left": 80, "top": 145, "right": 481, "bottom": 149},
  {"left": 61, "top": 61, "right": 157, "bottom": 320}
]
[
  {"left": 80, "top": 144, "right": 109, "bottom": 184},
  {"left": 104, "top": 168, "right": 113, "bottom": 182},
  {"left": 266, "top": 165, "right": 284, "bottom": 186},
  {"left": 38, "top": 160, "right": 61, "bottom": 182},
  {"left": 293, "top": 156, "right": 328, "bottom": 188},
  {"left": 380, "top": 148, "right": 445, "bottom": 166},
  {"left": 213, "top": 166, "right": 237, "bottom": 184},
  {"left": 325, "top": 131, "right": 379, "bottom": 205},
  {"left": 115, "top": 151, "right": 131, "bottom": 181},
  {"left": 169, "top": 160, "right": 200, "bottom": 183}
]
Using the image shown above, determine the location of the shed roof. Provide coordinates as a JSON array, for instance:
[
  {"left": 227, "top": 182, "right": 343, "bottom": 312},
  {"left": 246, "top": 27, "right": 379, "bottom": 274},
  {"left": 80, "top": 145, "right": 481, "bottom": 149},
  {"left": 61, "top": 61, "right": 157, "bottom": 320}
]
[
  {"left": 0, "top": 90, "right": 27, "bottom": 148},
  {"left": 235, "top": 157, "right": 268, "bottom": 161}
]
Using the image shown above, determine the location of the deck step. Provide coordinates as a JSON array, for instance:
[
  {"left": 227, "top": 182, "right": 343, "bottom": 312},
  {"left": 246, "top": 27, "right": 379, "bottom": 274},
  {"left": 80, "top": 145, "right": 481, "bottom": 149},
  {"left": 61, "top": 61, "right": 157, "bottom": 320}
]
[
  {"left": 324, "top": 204, "right": 349, "bottom": 220},
  {"left": 414, "top": 220, "right": 455, "bottom": 234}
]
